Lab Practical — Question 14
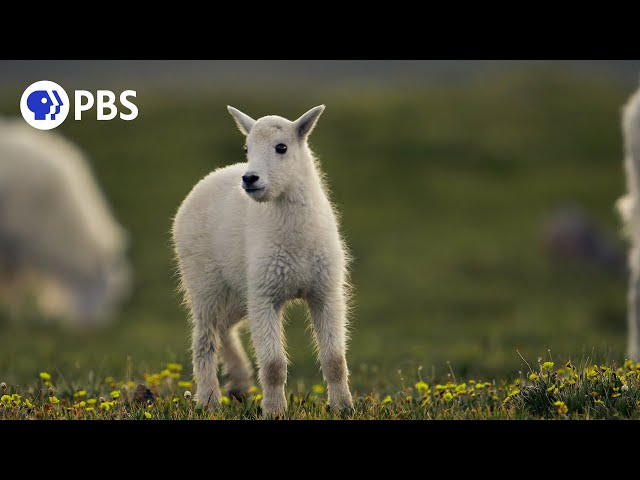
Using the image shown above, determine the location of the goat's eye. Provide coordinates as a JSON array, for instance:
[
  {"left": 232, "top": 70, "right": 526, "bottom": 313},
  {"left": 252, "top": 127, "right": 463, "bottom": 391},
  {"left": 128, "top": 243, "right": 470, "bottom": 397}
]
[
  {"left": 275, "top": 144, "right": 287, "bottom": 154},
  {"left": 243, "top": 146, "right": 248, "bottom": 154}
]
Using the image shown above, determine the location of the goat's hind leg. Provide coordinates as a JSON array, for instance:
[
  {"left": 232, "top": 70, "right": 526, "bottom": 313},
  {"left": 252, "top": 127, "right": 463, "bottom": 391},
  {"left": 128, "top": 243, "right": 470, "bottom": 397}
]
[{"left": 221, "top": 322, "right": 254, "bottom": 400}]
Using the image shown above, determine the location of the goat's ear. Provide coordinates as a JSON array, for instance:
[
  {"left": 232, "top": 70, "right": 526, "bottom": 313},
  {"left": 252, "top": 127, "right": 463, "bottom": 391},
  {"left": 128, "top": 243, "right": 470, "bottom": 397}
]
[
  {"left": 294, "top": 105, "right": 325, "bottom": 140},
  {"left": 227, "top": 106, "right": 256, "bottom": 136}
]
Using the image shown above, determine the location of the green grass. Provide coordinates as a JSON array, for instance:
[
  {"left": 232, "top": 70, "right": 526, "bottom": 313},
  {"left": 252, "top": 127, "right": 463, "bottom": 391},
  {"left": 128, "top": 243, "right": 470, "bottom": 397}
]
[
  {"left": 2, "top": 358, "right": 640, "bottom": 419},
  {"left": 0, "top": 65, "right": 637, "bottom": 419}
]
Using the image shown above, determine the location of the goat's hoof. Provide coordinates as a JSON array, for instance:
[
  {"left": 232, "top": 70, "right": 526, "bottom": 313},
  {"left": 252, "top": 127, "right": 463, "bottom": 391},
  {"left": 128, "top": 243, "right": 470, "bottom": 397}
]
[
  {"left": 194, "top": 389, "right": 222, "bottom": 411},
  {"left": 328, "top": 402, "right": 355, "bottom": 418},
  {"left": 227, "top": 388, "right": 248, "bottom": 402},
  {"left": 260, "top": 397, "right": 287, "bottom": 418}
]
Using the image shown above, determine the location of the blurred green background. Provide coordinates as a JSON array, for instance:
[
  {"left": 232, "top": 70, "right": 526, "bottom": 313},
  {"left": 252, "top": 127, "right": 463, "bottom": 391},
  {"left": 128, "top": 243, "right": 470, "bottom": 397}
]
[{"left": 0, "top": 60, "right": 638, "bottom": 392}]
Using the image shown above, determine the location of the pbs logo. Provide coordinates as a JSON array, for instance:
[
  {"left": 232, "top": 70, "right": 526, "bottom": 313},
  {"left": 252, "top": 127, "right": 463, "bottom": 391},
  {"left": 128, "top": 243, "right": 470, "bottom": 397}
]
[
  {"left": 20, "top": 80, "right": 70, "bottom": 130},
  {"left": 20, "top": 80, "right": 138, "bottom": 130}
]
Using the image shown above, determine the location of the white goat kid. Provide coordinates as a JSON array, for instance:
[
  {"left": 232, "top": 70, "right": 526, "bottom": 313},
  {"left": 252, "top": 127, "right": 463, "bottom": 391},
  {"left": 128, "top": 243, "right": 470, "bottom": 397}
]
[
  {"left": 172, "top": 105, "right": 353, "bottom": 415},
  {"left": 618, "top": 86, "right": 640, "bottom": 361}
]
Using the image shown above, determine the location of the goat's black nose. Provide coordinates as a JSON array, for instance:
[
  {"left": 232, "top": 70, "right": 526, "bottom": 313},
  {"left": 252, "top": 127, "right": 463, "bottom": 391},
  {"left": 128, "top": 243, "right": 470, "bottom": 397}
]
[{"left": 242, "top": 174, "right": 259, "bottom": 186}]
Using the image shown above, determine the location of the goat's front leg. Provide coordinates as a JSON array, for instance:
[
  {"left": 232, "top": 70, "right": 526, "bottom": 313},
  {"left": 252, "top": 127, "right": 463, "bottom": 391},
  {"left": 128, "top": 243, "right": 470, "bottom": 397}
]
[
  {"left": 247, "top": 299, "right": 287, "bottom": 416},
  {"left": 191, "top": 307, "right": 222, "bottom": 409},
  {"left": 308, "top": 289, "right": 353, "bottom": 413}
]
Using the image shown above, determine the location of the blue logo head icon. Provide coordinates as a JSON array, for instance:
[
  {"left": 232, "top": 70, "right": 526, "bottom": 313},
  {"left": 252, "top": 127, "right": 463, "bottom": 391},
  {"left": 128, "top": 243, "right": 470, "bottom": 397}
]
[
  {"left": 21, "top": 80, "right": 69, "bottom": 130},
  {"left": 27, "top": 90, "right": 64, "bottom": 120}
]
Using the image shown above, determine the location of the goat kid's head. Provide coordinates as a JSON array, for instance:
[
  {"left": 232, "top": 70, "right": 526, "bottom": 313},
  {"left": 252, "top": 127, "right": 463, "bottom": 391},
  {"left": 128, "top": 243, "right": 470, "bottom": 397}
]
[{"left": 227, "top": 105, "right": 325, "bottom": 202}]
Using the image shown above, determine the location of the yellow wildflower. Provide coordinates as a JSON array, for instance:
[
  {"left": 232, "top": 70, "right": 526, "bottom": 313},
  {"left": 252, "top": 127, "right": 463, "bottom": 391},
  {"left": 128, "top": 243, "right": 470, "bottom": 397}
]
[
  {"left": 554, "top": 400, "right": 568, "bottom": 414},
  {"left": 382, "top": 395, "right": 392, "bottom": 404},
  {"left": 110, "top": 390, "right": 120, "bottom": 399},
  {"left": 166, "top": 363, "right": 183, "bottom": 372},
  {"left": 104, "top": 377, "right": 114, "bottom": 383},
  {"left": 529, "top": 373, "right": 539, "bottom": 381},
  {"left": 1, "top": 394, "right": 10, "bottom": 404},
  {"left": 39, "top": 372, "right": 51, "bottom": 381},
  {"left": 24, "top": 399, "right": 34, "bottom": 408},
  {"left": 254, "top": 394, "right": 263, "bottom": 402},
  {"left": 248, "top": 386, "right": 258, "bottom": 394},
  {"left": 49, "top": 396, "right": 59, "bottom": 404},
  {"left": 85, "top": 407, "right": 95, "bottom": 413},
  {"left": 556, "top": 368, "right": 565, "bottom": 375},
  {"left": 74, "top": 390, "right": 87, "bottom": 398},
  {"left": 547, "top": 385, "right": 556, "bottom": 392},
  {"left": 455, "top": 383, "right": 467, "bottom": 394},
  {"left": 78, "top": 401, "right": 86, "bottom": 408},
  {"left": 160, "top": 369, "right": 171, "bottom": 378},
  {"left": 221, "top": 396, "right": 230, "bottom": 405},
  {"left": 542, "top": 362, "right": 554, "bottom": 371},
  {"left": 87, "top": 398, "right": 97, "bottom": 405},
  {"left": 612, "top": 393, "right": 621, "bottom": 398},
  {"left": 624, "top": 359, "right": 635, "bottom": 370},
  {"left": 178, "top": 381, "right": 192, "bottom": 388},
  {"left": 415, "top": 381, "right": 429, "bottom": 393},
  {"left": 312, "top": 384, "right": 325, "bottom": 394},
  {"left": 11, "top": 394, "right": 21, "bottom": 405},
  {"left": 586, "top": 368, "right": 598, "bottom": 380},
  {"left": 595, "top": 399, "right": 605, "bottom": 406},
  {"left": 99, "top": 401, "right": 111, "bottom": 411},
  {"left": 144, "top": 411, "right": 152, "bottom": 419},
  {"left": 443, "top": 392, "right": 453, "bottom": 402}
]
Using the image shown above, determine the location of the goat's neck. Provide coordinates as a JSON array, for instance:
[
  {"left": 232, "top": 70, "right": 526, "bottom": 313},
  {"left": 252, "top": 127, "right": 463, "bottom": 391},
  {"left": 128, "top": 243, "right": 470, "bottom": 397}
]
[{"left": 276, "top": 158, "right": 325, "bottom": 209}]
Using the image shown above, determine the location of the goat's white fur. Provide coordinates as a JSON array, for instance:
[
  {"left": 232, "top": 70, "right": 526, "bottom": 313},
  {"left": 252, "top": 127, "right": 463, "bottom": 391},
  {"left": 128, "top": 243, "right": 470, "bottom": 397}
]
[
  {"left": 0, "top": 117, "right": 131, "bottom": 326},
  {"left": 617, "top": 85, "right": 640, "bottom": 361},
  {"left": 172, "top": 105, "right": 353, "bottom": 415}
]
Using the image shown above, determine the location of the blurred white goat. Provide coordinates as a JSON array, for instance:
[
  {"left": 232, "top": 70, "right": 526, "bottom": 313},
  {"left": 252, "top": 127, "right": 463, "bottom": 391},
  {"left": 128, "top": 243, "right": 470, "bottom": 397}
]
[
  {"left": 0, "top": 117, "right": 131, "bottom": 327},
  {"left": 617, "top": 85, "right": 640, "bottom": 360}
]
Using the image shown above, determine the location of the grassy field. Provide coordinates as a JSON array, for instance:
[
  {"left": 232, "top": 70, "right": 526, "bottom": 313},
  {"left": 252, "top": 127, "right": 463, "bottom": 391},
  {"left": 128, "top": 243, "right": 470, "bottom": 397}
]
[
  {"left": 2, "top": 358, "right": 640, "bottom": 419},
  {"left": 0, "top": 64, "right": 638, "bottom": 419}
]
